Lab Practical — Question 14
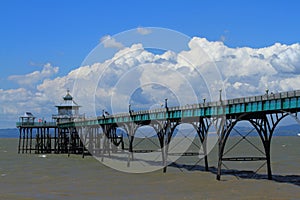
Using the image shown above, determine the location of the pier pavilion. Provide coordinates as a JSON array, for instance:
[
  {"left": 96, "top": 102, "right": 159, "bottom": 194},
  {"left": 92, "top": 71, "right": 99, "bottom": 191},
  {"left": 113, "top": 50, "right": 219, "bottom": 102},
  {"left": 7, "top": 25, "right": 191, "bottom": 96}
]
[
  {"left": 52, "top": 89, "right": 85, "bottom": 123},
  {"left": 16, "top": 90, "right": 85, "bottom": 155}
]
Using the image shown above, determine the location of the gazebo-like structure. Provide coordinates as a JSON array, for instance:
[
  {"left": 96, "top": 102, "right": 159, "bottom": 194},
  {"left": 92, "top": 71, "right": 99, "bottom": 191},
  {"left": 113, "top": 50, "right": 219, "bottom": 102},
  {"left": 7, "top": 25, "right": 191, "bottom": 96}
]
[
  {"left": 18, "top": 112, "right": 36, "bottom": 125},
  {"left": 52, "top": 90, "right": 85, "bottom": 123}
]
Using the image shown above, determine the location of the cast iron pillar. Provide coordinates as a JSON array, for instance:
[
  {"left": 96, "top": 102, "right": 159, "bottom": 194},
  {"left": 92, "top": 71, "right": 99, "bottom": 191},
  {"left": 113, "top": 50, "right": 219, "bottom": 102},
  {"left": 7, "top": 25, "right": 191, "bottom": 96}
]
[{"left": 193, "top": 117, "right": 211, "bottom": 171}]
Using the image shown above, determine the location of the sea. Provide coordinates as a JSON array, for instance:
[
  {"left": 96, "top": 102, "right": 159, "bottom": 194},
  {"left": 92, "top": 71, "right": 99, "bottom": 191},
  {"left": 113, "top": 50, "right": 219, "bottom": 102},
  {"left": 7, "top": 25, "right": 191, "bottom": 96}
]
[{"left": 0, "top": 128, "right": 300, "bottom": 200}]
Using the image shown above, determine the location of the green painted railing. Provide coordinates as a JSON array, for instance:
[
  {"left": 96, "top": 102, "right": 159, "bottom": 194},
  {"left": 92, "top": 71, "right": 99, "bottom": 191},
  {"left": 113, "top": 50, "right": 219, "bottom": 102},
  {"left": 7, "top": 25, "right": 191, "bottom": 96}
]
[
  {"left": 57, "top": 90, "right": 300, "bottom": 128},
  {"left": 16, "top": 122, "right": 57, "bottom": 127}
]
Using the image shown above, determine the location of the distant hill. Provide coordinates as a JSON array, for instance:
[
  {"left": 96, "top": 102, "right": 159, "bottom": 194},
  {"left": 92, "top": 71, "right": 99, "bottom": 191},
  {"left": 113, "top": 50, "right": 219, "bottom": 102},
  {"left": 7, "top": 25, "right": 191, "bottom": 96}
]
[
  {"left": 0, "top": 128, "right": 19, "bottom": 138},
  {"left": 274, "top": 124, "right": 300, "bottom": 136},
  {"left": 230, "top": 124, "right": 300, "bottom": 136},
  {"left": 1, "top": 124, "right": 299, "bottom": 138}
]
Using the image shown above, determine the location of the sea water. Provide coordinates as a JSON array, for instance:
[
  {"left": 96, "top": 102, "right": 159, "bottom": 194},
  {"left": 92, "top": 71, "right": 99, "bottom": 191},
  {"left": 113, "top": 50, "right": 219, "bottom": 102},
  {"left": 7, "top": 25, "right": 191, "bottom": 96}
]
[{"left": 0, "top": 136, "right": 300, "bottom": 199}]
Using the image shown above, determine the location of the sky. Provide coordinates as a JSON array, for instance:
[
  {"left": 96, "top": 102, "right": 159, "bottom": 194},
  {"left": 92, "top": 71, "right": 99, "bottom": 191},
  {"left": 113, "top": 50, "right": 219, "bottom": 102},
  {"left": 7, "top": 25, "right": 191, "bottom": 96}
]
[{"left": 1, "top": 0, "right": 300, "bottom": 128}]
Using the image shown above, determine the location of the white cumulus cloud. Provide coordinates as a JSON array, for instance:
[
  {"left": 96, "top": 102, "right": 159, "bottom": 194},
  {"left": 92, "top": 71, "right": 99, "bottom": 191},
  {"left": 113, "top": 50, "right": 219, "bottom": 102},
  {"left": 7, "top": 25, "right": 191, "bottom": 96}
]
[
  {"left": 2, "top": 37, "right": 300, "bottom": 127},
  {"left": 137, "top": 27, "right": 152, "bottom": 35},
  {"left": 100, "top": 35, "right": 124, "bottom": 49},
  {"left": 8, "top": 63, "right": 59, "bottom": 86}
]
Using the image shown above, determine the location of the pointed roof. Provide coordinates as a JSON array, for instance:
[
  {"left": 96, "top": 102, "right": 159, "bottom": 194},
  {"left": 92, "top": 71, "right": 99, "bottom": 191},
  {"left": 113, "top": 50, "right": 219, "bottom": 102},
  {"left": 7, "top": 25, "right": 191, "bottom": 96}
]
[
  {"left": 21, "top": 112, "right": 35, "bottom": 118},
  {"left": 63, "top": 89, "right": 73, "bottom": 101},
  {"left": 55, "top": 89, "right": 81, "bottom": 108}
]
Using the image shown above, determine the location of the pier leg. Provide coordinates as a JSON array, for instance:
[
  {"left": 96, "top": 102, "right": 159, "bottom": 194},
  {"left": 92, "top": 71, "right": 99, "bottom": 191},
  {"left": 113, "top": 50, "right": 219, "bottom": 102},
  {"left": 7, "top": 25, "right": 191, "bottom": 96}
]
[
  {"left": 216, "top": 117, "right": 227, "bottom": 181},
  {"left": 88, "top": 128, "right": 93, "bottom": 155},
  {"left": 156, "top": 126, "right": 167, "bottom": 173},
  {"left": 203, "top": 142, "right": 209, "bottom": 172},
  {"left": 195, "top": 118, "right": 210, "bottom": 172},
  {"left": 68, "top": 128, "right": 71, "bottom": 157},
  {"left": 22, "top": 128, "right": 25, "bottom": 153},
  {"left": 161, "top": 121, "right": 175, "bottom": 173},
  {"left": 18, "top": 128, "right": 21, "bottom": 153},
  {"left": 78, "top": 127, "right": 86, "bottom": 158},
  {"left": 18, "top": 128, "right": 22, "bottom": 153},
  {"left": 29, "top": 128, "right": 32, "bottom": 154},
  {"left": 121, "top": 135, "right": 124, "bottom": 150},
  {"left": 41, "top": 128, "right": 44, "bottom": 153},
  {"left": 216, "top": 143, "right": 223, "bottom": 180},
  {"left": 64, "top": 129, "right": 68, "bottom": 153},
  {"left": 36, "top": 132, "right": 40, "bottom": 154},
  {"left": 101, "top": 132, "right": 107, "bottom": 161},
  {"left": 57, "top": 128, "right": 61, "bottom": 154},
  {"left": 54, "top": 128, "right": 57, "bottom": 154},
  {"left": 264, "top": 140, "right": 272, "bottom": 180},
  {"left": 47, "top": 128, "right": 51, "bottom": 153},
  {"left": 25, "top": 128, "right": 29, "bottom": 153},
  {"left": 127, "top": 135, "right": 134, "bottom": 167},
  {"left": 162, "top": 129, "right": 170, "bottom": 173},
  {"left": 162, "top": 145, "right": 168, "bottom": 173},
  {"left": 216, "top": 133, "right": 229, "bottom": 180},
  {"left": 107, "top": 129, "right": 111, "bottom": 157}
]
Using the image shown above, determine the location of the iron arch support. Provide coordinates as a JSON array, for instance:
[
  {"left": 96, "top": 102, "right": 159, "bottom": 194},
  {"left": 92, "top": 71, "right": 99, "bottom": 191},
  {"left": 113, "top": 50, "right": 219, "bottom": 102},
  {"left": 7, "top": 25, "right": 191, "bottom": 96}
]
[
  {"left": 191, "top": 117, "right": 213, "bottom": 171},
  {"left": 216, "top": 117, "right": 240, "bottom": 180},
  {"left": 216, "top": 113, "right": 257, "bottom": 180},
  {"left": 247, "top": 112, "right": 290, "bottom": 180},
  {"left": 161, "top": 120, "right": 180, "bottom": 173}
]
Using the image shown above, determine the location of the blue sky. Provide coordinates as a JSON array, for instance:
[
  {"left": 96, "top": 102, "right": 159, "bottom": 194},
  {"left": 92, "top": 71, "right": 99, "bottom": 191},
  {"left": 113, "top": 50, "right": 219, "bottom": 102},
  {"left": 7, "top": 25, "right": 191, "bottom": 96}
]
[
  {"left": 1, "top": 0, "right": 300, "bottom": 87},
  {"left": 1, "top": 0, "right": 300, "bottom": 128}
]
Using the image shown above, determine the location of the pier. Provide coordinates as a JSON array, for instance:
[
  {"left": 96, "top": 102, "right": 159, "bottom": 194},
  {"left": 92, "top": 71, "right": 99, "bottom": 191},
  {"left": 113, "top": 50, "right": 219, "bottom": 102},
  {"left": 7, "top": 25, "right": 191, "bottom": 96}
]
[{"left": 17, "top": 89, "right": 300, "bottom": 180}]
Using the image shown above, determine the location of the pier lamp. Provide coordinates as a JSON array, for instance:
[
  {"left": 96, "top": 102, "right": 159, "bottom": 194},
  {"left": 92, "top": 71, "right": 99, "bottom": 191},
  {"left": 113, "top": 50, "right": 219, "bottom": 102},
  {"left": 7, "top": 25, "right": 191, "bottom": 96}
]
[
  {"left": 203, "top": 97, "right": 206, "bottom": 104},
  {"left": 165, "top": 98, "right": 168, "bottom": 108},
  {"left": 265, "top": 88, "right": 269, "bottom": 95},
  {"left": 219, "top": 89, "right": 222, "bottom": 101},
  {"left": 129, "top": 104, "right": 132, "bottom": 113}
]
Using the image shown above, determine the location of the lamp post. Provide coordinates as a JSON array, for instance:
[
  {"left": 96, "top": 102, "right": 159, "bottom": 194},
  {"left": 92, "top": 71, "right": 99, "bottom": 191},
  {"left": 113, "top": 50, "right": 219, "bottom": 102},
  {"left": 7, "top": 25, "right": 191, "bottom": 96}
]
[
  {"left": 165, "top": 98, "right": 168, "bottom": 109},
  {"left": 265, "top": 88, "right": 269, "bottom": 95}
]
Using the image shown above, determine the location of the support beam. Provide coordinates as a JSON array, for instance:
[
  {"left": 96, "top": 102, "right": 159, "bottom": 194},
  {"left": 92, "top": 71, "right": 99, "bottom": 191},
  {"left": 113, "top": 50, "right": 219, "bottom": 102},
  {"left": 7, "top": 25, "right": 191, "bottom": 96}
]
[
  {"left": 216, "top": 112, "right": 288, "bottom": 181},
  {"left": 193, "top": 117, "right": 211, "bottom": 171},
  {"left": 18, "top": 128, "right": 22, "bottom": 154}
]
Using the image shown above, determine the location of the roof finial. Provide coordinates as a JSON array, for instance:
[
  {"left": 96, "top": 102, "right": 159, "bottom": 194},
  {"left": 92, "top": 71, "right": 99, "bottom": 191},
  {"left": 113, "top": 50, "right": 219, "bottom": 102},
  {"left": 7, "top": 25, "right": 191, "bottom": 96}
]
[{"left": 63, "top": 88, "right": 73, "bottom": 101}]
